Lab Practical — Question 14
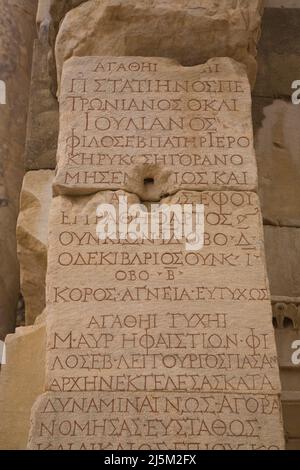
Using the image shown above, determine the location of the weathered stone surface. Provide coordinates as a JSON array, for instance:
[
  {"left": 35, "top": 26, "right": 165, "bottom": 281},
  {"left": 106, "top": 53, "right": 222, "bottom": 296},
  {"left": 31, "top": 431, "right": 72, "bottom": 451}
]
[
  {"left": 54, "top": 56, "right": 257, "bottom": 199},
  {"left": 282, "top": 395, "right": 300, "bottom": 442},
  {"left": 254, "top": 7, "right": 300, "bottom": 99},
  {"left": 25, "top": 39, "right": 59, "bottom": 170},
  {"left": 252, "top": 96, "right": 274, "bottom": 137},
  {"left": 264, "top": 226, "right": 300, "bottom": 298},
  {"left": 252, "top": 6, "right": 300, "bottom": 449},
  {"left": 0, "top": 319, "right": 45, "bottom": 449},
  {"left": 37, "top": 0, "right": 87, "bottom": 35},
  {"left": 28, "top": 190, "right": 284, "bottom": 450},
  {"left": 17, "top": 170, "right": 54, "bottom": 325},
  {"left": 27, "top": 54, "right": 284, "bottom": 450},
  {"left": 255, "top": 101, "right": 300, "bottom": 227},
  {"left": 54, "top": 0, "right": 263, "bottom": 93},
  {"left": 0, "top": 0, "right": 37, "bottom": 340},
  {"left": 0, "top": 160, "right": 6, "bottom": 206}
]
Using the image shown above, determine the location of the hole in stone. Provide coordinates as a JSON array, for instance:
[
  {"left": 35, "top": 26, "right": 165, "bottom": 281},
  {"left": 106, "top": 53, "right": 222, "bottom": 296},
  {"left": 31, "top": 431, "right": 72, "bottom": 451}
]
[
  {"left": 144, "top": 177, "right": 154, "bottom": 186},
  {"left": 283, "top": 317, "right": 294, "bottom": 329}
]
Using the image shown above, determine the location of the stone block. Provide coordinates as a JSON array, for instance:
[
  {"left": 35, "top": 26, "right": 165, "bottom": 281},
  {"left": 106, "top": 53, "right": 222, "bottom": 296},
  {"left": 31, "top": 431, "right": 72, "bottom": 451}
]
[
  {"left": 0, "top": 320, "right": 46, "bottom": 449},
  {"left": 264, "top": 226, "right": 300, "bottom": 298},
  {"left": 17, "top": 170, "right": 54, "bottom": 325},
  {"left": 27, "top": 190, "right": 284, "bottom": 450},
  {"left": 256, "top": 100, "right": 300, "bottom": 227},
  {"left": 55, "top": 0, "right": 263, "bottom": 92}
]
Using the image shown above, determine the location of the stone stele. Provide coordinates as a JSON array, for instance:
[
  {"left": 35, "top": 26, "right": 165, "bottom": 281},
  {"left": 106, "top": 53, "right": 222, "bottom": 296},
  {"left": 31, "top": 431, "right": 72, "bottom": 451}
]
[
  {"left": 27, "top": 190, "right": 285, "bottom": 450},
  {"left": 54, "top": 56, "right": 257, "bottom": 200}
]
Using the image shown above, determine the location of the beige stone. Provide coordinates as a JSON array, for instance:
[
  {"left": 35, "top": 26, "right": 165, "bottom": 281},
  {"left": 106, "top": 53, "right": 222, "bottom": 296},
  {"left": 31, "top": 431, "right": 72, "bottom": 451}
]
[
  {"left": 256, "top": 101, "right": 300, "bottom": 227},
  {"left": 28, "top": 190, "right": 284, "bottom": 450},
  {"left": 264, "top": 226, "right": 300, "bottom": 298},
  {"left": 0, "top": 319, "right": 46, "bottom": 450},
  {"left": 17, "top": 171, "right": 54, "bottom": 325},
  {"left": 0, "top": 0, "right": 37, "bottom": 339},
  {"left": 54, "top": 0, "right": 263, "bottom": 92},
  {"left": 54, "top": 56, "right": 257, "bottom": 200}
]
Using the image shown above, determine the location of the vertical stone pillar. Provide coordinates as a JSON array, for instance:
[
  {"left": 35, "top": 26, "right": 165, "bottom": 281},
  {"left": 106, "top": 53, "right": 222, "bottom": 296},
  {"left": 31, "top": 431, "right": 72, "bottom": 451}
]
[
  {"left": 0, "top": 0, "right": 37, "bottom": 339},
  {"left": 27, "top": 56, "right": 285, "bottom": 450}
]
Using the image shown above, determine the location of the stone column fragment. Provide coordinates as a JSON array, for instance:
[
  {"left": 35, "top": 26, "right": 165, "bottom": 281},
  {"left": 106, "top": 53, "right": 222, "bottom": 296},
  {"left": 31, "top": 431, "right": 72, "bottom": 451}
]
[{"left": 28, "top": 56, "right": 285, "bottom": 450}]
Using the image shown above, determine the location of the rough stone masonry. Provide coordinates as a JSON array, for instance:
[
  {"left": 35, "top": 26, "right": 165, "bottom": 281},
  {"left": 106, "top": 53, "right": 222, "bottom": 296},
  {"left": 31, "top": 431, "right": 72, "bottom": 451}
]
[{"left": 27, "top": 56, "right": 285, "bottom": 450}]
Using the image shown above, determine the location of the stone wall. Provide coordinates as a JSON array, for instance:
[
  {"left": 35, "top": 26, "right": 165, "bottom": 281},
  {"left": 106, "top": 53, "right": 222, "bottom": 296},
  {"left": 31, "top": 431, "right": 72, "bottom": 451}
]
[
  {"left": 253, "top": 1, "right": 300, "bottom": 451},
  {"left": 0, "top": 0, "right": 37, "bottom": 340}
]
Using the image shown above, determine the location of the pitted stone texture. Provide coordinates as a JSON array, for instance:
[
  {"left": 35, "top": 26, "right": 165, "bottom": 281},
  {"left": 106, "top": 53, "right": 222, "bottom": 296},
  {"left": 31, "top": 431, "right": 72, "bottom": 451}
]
[
  {"left": 54, "top": 0, "right": 263, "bottom": 92},
  {"left": 17, "top": 171, "right": 54, "bottom": 325},
  {"left": 0, "top": 321, "right": 45, "bottom": 449},
  {"left": 54, "top": 56, "right": 257, "bottom": 200},
  {"left": 28, "top": 191, "right": 284, "bottom": 450}
]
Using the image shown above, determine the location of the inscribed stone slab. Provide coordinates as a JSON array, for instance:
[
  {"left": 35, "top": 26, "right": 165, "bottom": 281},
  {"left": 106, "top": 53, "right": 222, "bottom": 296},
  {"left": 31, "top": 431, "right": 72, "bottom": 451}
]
[
  {"left": 27, "top": 190, "right": 284, "bottom": 450},
  {"left": 54, "top": 57, "right": 257, "bottom": 200}
]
